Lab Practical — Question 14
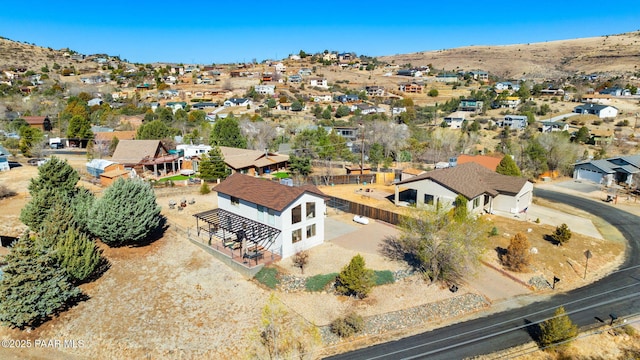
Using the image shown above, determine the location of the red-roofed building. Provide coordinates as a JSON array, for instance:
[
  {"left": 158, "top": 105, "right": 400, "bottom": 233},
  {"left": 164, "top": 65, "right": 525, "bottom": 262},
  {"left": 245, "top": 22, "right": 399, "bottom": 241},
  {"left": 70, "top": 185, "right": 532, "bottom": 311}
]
[{"left": 455, "top": 154, "right": 504, "bottom": 171}]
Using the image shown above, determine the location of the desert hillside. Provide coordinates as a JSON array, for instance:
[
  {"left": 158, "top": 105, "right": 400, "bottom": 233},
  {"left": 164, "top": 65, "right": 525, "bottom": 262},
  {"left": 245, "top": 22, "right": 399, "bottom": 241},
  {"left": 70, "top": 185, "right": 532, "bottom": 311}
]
[{"left": 379, "top": 31, "right": 640, "bottom": 79}]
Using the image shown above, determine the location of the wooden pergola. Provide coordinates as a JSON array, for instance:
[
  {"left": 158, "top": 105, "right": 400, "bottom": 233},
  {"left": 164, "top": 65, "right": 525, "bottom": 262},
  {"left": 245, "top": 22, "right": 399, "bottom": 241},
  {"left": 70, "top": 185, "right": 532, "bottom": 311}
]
[{"left": 193, "top": 208, "right": 281, "bottom": 258}]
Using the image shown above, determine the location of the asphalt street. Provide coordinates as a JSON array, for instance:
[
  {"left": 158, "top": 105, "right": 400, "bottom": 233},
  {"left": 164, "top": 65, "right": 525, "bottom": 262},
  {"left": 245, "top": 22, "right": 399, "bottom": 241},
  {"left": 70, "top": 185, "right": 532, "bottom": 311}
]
[{"left": 325, "top": 189, "right": 640, "bottom": 359}]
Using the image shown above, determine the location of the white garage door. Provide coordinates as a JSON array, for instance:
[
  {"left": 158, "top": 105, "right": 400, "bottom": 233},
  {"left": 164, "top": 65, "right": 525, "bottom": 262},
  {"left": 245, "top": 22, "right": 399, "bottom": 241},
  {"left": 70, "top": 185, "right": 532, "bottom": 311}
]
[{"left": 575, "top": 168, "right": 603, "bottom": 184}]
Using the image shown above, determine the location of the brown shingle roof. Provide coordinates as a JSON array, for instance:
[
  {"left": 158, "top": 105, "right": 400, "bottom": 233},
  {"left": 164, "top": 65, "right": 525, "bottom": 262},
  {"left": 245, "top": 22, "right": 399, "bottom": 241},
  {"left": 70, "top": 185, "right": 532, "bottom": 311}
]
[
  {"left": 218, "top": 146, "right": 289, "bottom": 170},
  {"left": 22, "top": 116, "right": 47, "bottom": 125},
  {"left": 396, "top": 162, "right": 528, "bottom": 199},
  {"left": 213, "top": 173, "right": 325, "bottom": 212},
  {"left": 94, "top": 131, "right": 136, "bottom": 142},
  {"left": 110, "top": 140, "right": 168, "bottom": 165}
]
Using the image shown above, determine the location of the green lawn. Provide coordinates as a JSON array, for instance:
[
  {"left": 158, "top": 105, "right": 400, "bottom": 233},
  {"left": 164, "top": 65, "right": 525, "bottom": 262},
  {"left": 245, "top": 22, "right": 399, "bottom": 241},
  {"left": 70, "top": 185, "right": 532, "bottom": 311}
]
[
  {"left": 271, "top": 172, "right": 291, "bottom": 179},
  {"left": 158, "top": 175, "right": 191, "bottom": 182}
]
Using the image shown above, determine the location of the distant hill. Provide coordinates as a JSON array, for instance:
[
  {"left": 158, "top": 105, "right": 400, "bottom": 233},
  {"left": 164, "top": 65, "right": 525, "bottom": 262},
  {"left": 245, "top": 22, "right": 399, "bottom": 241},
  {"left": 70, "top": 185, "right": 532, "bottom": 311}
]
[
  {"left": 0, "top": 36, "right": 124, "bottom": 74},
  {"left": 379, "top": 31, "right": 640, "bottom": 80}
]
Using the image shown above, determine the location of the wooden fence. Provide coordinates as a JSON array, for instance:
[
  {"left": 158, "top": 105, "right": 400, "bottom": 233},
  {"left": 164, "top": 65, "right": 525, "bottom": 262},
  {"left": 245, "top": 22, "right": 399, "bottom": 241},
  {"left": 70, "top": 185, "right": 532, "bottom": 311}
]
[
  {"left": 327, "top": 196, "right": 407, "bottom": 226},
  {"left": 307, "top": 174, "right": 377, "bottom": 186}
]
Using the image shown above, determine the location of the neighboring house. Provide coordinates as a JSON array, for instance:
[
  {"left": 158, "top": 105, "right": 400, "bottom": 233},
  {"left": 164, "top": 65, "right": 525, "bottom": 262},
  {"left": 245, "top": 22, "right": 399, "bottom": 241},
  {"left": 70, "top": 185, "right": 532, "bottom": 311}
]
[
  {"left": 435, "top": 73, "right": 458, "bottom": 83},
  {"left": 204, "top": 173, "right": 326, "bottom": 259},
  {"left": 177, "top": 144, "right": 212, "bottom": 159},
  {"left": 309, "top": 78, "right": 328, "bottom": 88},
  {"left": 589, "top": 128, "right": 614, "bottom": 146},
  {"left": 288, "top": 74, "right": 302, "bottom": 83},
  {"left": 0, "top": 144, "right": 10, "bottom": 171},
  {"left": 454, "top": 154, "right": 504, "bottom": 171},
  {"left": 539, "top": 121, "right": 569, "bottom": 133},
  {"left": 581, "top": 93, "right": 611, "bottom": 104},
  {"left": 598, "top": 87, "right": 626, "bottom": 97},
  {"left": 392, "top": 107, "right": 407, "bottom": 116},
  {"left": 110, "top": 140, "right": 180, "bottom": 178},
  {"left": 351, "top": 103, "right": 380, "bottom": 115},
  {"left": 494, "top": 82, "right": 520, "bottom": 92},
  {"left": 398, "top": 82, "right": 423, "bottom": 93},
  {"left": 312, "top": 94, "right": 332, "bottom": 102},
  {"left": 166, "top": 102, "right": 187, "bottom": 112},
  {"left": 274, "top": 63, "right": 286, "bottom": 73},
  {"left": 458, "top": 99, "right": 483, "bottom": 113},
  {"left": 573, "top": 103, "right": 618, "bottom": 118},
  {"left": 400, "top": 168, "right": 426, "bottom": 181},
  {"left": 86, "top": 159, "right": 127, "bottom": 186},
  {"left": 501, "top": 96, "right": 521, "bottom": 109},
  {"left": 93, "top": 130, "right": 136, "bottom": 147},
  {"left": 443, "top": 111, "right": 466, "bottom": 129},
  {"left": 224, "top": 98, "right": 251, "bottom": 107},
  {"left": 255, "top": 84, "right": 275, "bottom": 95},
  {"left": 365, "top": 86, "right": 385, "bottom": 97},
  {"left": 219, "top": 146, "right": 289, "bottom": 176},
  {"left": 22, "top": 116, "right": 51, "bottom": 131},
  {"left": 335, "top": 94, "right": 359, "bottom": 103},
  {"left": 298, "top": 68, "right": 312, "bottom": 76},
  {"left": 573, "top": 155, "right": 640, "bottom": 187},
  {"left": 499, "top": 115, "right": 528, "bottom": 130},
  {"left": 332, "top": 126, "right": 358, "bottom": 142},
  {"left": 394, "top": 162, "right": 533, "bottom": 215},
  {"left": 468, "top": 70, "right": 489, "bottom": 82}
]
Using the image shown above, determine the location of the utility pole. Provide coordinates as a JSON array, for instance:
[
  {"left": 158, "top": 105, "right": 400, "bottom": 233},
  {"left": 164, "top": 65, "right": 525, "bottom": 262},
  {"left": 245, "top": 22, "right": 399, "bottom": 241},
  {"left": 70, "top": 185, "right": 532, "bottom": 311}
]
[{"left": 360, "top": 122, "right": 365, "bottom": 173}]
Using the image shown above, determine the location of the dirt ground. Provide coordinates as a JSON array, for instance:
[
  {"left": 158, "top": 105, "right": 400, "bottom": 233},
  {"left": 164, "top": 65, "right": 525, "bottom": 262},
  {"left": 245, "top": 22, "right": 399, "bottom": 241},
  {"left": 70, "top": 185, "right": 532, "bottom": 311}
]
[{"left": 0, "top": 155, "right": 636, "bottom": 359}]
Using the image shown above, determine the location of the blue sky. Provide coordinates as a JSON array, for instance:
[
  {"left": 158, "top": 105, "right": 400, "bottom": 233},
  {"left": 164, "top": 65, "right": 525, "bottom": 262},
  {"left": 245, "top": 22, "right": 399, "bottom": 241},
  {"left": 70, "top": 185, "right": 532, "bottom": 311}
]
[{"left": 1, "top": 1, "right": 639, "bottom": 64}]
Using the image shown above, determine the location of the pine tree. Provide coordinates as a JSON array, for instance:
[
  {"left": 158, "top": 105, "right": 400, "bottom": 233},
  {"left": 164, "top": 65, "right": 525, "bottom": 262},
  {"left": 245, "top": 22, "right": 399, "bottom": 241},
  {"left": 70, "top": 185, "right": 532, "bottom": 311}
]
[
  {"left": 551, "top": 223, "right": 572, "bottom": 245},
  {"left": 198, "top": 146, "right": 229, "bottom": 181},
  {"left": 210, "top": 117, "right": 247, "bottom": 148},
  {"left": 28, "top": 156, "right": 80, "bottom": 195},
  {"left": 503, "top": 232, "right": 531, "bottom": 272},
  {"left": 20, "top": 188, "right": 68, "bottom": 231},
  {"left": 336, "top": 254, "right": 375, "bottom": 299},
  {"left": 496, "top": 155, "right": 522, "bottom": 176},
  {"left": 0, "top": 234, "right": 81, "bottom": 329},
  {"left": 539, "top": 306, "right": 578, "bottom": 348},
  {"left": 54, "top": 228, "right": 104, "bottom": 284},
  {"left": 88, "top": 178, "right": 162, "bottom": 246}
]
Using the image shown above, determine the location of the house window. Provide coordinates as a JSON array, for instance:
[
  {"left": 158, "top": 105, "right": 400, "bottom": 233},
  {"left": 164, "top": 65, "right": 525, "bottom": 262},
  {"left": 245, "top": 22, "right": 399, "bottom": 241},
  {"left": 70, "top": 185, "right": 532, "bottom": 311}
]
[
  {"left": 473, "top": 197, "right": 480, "bottom": 208},
  {"left": 306, "top": 224, "right": 316, "bottom": 239},
  {"left": 257, "top": 205, "right": 266, "bottom": 221},
  {"left": 292, "top": 228, "right": 302, "bottom": 243},
  {"left": 267, "top": 209, "right": 275, "bottom": 225},
  {"left": 292, "top": 204, "right": 302, "bottom": 224},
  {"left": 231, "top": 196, "right": 239, "bottom": 206},
  {"left": 306, "top": 202, "right": 316, "bottom": 219},
  {"left": 424, "top": 194, "right": 434, "bottom": 205}
]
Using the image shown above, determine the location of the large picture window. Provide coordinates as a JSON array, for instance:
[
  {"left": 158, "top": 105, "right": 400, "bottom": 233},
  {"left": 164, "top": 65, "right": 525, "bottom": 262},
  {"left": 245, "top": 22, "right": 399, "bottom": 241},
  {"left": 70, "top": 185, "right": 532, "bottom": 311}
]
[
  {"left": 292, "top": 229, "right": 302, "bottom": 243},
  {"left": 292, "top": 204, "right": 302, "bottom": 224},
  {"left": 306, "top": 224, "right": 316, "bottom": 239},
  {"left": 306, "top": 202, "right": 316, "bottom": 219}
]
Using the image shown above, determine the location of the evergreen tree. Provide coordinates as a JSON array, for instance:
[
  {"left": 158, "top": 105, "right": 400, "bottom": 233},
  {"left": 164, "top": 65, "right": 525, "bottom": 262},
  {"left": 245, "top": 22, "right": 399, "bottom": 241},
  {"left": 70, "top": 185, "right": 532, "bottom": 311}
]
[
  {"left": 539, "top": 306, "right": 578, "bottom": 348},
  {"left": 88, "top": 178, "right": 162, "bottom": 247},
  {"left": 70, "top": 187, "right": 95, "bottom": 235},
  {"left": 574, "top": 126, "right": 590, "bottom": 144},
  {"left": 210, "top": 117, "right": 247, "bottom": 148},
  {"left": 28, "top": 156, "right": 79, "bottom": 195},
  {"left": 453, "top": 194, "right": 469, "bottom": 222},
  {"left": 0, "top": 234, "right": 81, "bottom": 329},
  {"left": 53, "top": 228, "right": 104, "bottom": 284},
  {"left": 198, "top": 146, "right": 229, "bottom": 181},
  {"left": 551, "top": 223, "right": 572, "bottom": 245},
  {"left": 66, "top": 114, "right": 93, "bottom": 140},
  {"left": 288, "top": 155, "right": 312, "bottom": 176},
  {"left": 20, "top": 188, "right": 67, "bottom": 231},
  {"left": 336, "top": 254, "right": 375, "bottom": 299},
  {"left": 496, "top": 155, "right": 522, "bottom": 176},
  {"left": 136, "top": 119, "right": 173, "bottom": 140},
  {"left": 503, "top": 232, "right": 531, "bottom": 272}
]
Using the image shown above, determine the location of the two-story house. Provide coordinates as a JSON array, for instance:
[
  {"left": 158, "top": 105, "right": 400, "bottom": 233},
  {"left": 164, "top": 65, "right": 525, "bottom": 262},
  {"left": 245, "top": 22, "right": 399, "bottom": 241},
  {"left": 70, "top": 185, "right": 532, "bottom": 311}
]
[{"left": 209, "top": 173, "right": 327, "bottom": 259}]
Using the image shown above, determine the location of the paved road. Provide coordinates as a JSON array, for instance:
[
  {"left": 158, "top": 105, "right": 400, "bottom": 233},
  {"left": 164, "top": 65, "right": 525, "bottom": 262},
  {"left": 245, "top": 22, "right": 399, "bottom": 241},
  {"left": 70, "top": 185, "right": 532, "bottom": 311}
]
[{"left": 325, "top": 189, "right": 640, "bottom": 359}]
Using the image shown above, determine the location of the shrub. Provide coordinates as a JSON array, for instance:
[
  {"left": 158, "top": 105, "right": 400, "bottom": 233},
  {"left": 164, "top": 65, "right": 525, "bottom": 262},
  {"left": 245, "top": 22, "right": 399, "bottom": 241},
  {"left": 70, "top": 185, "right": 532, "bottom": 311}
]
[
  {"left": 0, "top": 185, "right": 16, "bottom": 199},
  {"left": 199, "top": 182, "right": 210, "bottom": 195},
  {"left": 551, "top": 223, "right": 572, "bottom": 245},
  {"left": 374, "top": 270, "right": 395, "bottom": 286},
  {"left": 305, "top": 273, "right": 338, "bottom": 292},
  {"left": 335, "top": 254, "right": 375, "bottom": 299},
  {"left": 254, "top": 267, "right": 279, "bottom": 289},
  {"left": 330, "top": 313, "right": 365, "bottom": 338},
  {"left": 539, "top": 306, "right": 578, "bottom": 348},
  {"left": 503, "top": 232, "right": 531, "bottom": 272},
  {"left": 292, "top": 250, "right": 309, "bottom": 274},
  {"left": 490, "top": 227, "right": 499, "bottom": 236}
]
